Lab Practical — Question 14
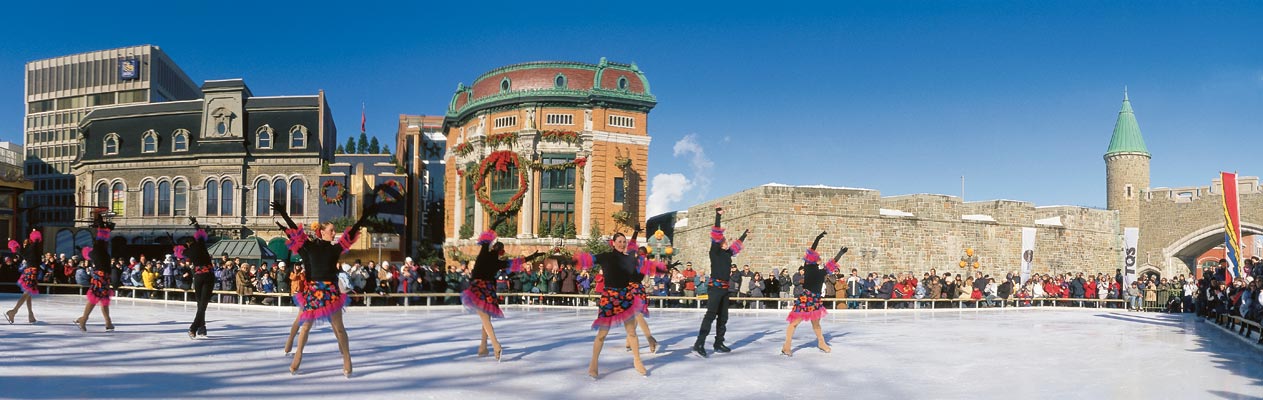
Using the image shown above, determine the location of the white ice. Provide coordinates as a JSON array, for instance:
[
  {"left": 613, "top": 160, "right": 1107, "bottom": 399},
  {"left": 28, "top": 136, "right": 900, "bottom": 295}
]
[{"left": 1, "top": 294, "right": 1261, "bottom": 400}]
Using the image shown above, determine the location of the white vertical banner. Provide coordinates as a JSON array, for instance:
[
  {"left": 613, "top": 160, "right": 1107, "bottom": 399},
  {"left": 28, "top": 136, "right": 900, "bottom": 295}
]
[
  {"left": 1123, "top": 227, "right": 1139, "bottom": 288},
  {"left": 1020, "top": 227, "right": 1036, "bottom": 283}
]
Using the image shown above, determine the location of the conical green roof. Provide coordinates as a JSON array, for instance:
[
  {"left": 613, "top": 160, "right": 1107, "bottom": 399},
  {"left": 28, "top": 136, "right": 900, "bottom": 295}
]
[{"left": 1105, "top": 89, "right": 1149, "bottom": 156}]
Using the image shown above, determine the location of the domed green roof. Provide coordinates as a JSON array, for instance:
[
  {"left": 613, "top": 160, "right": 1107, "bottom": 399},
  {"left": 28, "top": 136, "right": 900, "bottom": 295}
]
[{"left": 1105, "top": 88, "right": 1149, "bottom": 156}]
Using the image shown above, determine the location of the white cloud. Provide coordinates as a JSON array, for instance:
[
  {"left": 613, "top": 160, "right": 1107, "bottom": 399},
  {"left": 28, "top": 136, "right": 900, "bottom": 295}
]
[
  {"left": 647, "top": 173, "right": 691, "bottom": 216},
  {"left": 646, "top": 134, "right": 715, "bottom": 216},
  {"left": 672, "top": 134, "right": 713, "bottom": 199}
]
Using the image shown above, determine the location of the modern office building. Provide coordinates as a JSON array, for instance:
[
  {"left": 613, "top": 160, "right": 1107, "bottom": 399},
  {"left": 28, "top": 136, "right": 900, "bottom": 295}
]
[{"left": 24, "top": 45, "right": 201, "bottom": 227}]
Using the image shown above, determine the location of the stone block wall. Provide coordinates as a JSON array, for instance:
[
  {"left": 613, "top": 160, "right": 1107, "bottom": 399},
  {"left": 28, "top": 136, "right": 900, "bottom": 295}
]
[{"left": 674, "top": 184, "right": 1121, "bottom": 279}]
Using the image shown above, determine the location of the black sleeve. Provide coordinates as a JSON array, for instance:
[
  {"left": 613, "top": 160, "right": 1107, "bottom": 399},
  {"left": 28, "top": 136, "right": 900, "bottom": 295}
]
[{"left": 714, "top": 209, "right": 722, "bottom": 228}]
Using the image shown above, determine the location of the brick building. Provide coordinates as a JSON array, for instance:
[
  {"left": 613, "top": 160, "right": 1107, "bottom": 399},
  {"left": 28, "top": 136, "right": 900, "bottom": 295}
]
[{"left": 442, "top": 59, "right": 655, "bottom": 259}]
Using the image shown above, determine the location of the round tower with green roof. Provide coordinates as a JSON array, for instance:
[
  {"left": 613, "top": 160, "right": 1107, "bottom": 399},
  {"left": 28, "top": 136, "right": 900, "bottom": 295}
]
[{"left": 1104, "top": 88, "right": 1150, "bottom": 228}]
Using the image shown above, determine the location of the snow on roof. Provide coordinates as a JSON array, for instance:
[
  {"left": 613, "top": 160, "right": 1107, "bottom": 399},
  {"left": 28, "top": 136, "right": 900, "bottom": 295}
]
[
  {"left": 961, "top": 214, "right": 997, "bottom": 222},
  {"left": 1035, "top": 216, "right": 1064, "bottom": 226},
  {"left": 761, "top": 183, "right": 873, "bottom": 191},
  {"left": 879, "top": 208, "right": 914, "bottom": 217},
  {"left": 674, "top": 218, "right": 689, "bottom": 228}
]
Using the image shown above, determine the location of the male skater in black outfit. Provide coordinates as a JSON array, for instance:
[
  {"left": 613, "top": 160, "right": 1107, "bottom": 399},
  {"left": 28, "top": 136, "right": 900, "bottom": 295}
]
[{"left": 694, "top": 206, "right": 748, "bottom": 357}]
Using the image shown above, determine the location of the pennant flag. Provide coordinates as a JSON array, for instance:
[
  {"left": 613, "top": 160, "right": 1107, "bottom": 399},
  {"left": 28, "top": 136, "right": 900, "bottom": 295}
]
[
  {"left": 1221, "top": 172, "right": 1242, "bottom": 286},
  {"left": 361, "top": 103, "right": 366, "bottom": 133}
]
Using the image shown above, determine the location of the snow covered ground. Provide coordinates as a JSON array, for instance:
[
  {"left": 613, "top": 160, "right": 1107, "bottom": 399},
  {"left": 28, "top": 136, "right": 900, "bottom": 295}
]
[{"left": 1, "top": 294, "right": 1260, "bottom": 400}]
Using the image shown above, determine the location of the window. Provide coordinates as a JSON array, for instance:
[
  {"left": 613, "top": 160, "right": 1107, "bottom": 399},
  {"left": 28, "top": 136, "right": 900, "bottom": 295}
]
[
  {"left": 28, "top": 100, "right": 53, "bottom": 114},
  {"left": 173, "top": 181, "right": 187, "bottom": 216},
  {"left": 172, "top": 130, "right": 188, "bottom": 152},
  {"left": 608, "top": 115, "right": 635, "bottom": 128},
  {"left": 614, "top": 177, "right": 625, "bottom": 203},
  {"left": 142, "top": 181, "right": 156, "bottom": 216},
  {"left": 539, "top": 201, "right": 576, "bottom": 238},
  {"left": 257, "top": 126, "right": 273, "bottom": 149},
  {"left": 94, "top": 182, "right": 108, "bottom": 208},
  {"left": 255, "top": 179, "right": 270, "bottom": 216},
  {"left": 142, "top": 130, "right": 158, "bottom": 153},
  {"left": 158, "top": 181, "right": 171, "bottom": 216},
  {"left": 541, "top": 155, "right": 576, "bottom": 189},
  {"left": 273, "top": 179, "right": 287, "bottom": 215},
  {"left": 117, "top": 89, "right": 147, "bottom": 104},
  {"left": 545, "top": 114, "right": 574, "bottom": 126},
  {"left": 490, "top": 165, "right": 520, "bottom": 191},
  {"left": 464, "top": 178, "right": 474, "bottom": 234},
  {"left": 493, "top": 116, "right": 517, "bottom": 129},
  {"left": 221, "top": 180, "right": 234, "bottom": 216},
  {"left": 290, "top": 125, "right": 307, "bottom": 149},
  {"left": 289, "top": 179, "right": 305, "bottom": 216},
  {"left": 618, "top": 76, "right": 628, "bottom": 90},
  {"left": 206, "top": 179, "right": 219, "bottom": 216},
  {"left": 555, "top": 74, "right": 567, "bottom": 89},
  {"left": 56, "top": 96, "right": 84, "bottom": 110},
  {"left": 104, "top": 134, "right": 119, "bottom": 155},
  {"left": 500, "top": 77, "right": 511, "bottom": 92},
  {"left": 89, "top": 93, "right": 115, "bottom": 106},
  {"left": 111, "top": 182, "right": 125, "bottom": 216}
]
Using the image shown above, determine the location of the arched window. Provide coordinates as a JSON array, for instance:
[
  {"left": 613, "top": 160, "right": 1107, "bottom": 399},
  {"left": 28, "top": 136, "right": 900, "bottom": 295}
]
[
  {"left": 157, "top": 181, "right": 171, "bottom": 216},
  {"left": 142, "top": 181, "right": 156, "bottom": 216},
  {"left": 618, "top": 76, "right": 629, "bottom": 90},
  {"left": 206, "top": 179, "right": 219, "bottom": 216},
  {"left": 96, "top": 183, "right": 109, "bottom": 208},
  {"left": 555, "top": 74, "right": 567, "bottom": 89},
  {"left": 289, "top": 179, "right": 305, "bottom": 216},
  {"left": 290, "top": 125, "right": 307, "bottom": 149},
  {"left": 111, "top": 182, "right": 125, "bottom": 216},
  {"left": 173, "top": 180, "right": 187, "bottom": 216},
  {"left": 257, "top": 126, "right": 273, "bottom": 149},
  {"left": 141, "top": 130, "right": 158, "bottom": 153},
  {"left": 221, "top": 180, "right": 234, "bottom": 216},
  {"left": 172, "top": 129, "right": 189, "bottom": 152},
  {"left": 500, "top": 77, "right": 511, "bottom": 92},
  {"left": 104, "top": 134, "right": 119, "bottom": 155},
  {"left": 273, "top": 179, "right": 287, "bottom": 213},
  {"left": 255, "top": 178, "right": 270, "bottom": 216}
]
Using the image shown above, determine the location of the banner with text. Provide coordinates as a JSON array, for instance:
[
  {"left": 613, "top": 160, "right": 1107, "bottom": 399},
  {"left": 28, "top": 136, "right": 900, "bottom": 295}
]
[
  {"left": 1123, "top": 227, "right": 1139, "bottom": 288},
  {"left": 1020, "top": 227, "right": 1036, "bottom": 283}
]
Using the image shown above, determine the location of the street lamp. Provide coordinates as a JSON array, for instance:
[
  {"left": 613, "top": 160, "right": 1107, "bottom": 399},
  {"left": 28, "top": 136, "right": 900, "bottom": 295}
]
[{"left": 372, "top": 233, "right": 388, "bottom": 263}]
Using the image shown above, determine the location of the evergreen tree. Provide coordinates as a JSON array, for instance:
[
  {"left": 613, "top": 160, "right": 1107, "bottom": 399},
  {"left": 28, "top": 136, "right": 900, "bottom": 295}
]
[
  {"left": 369, "top": 137, "right": 381, "bottom": 154},
  {"left": 357, "top": 132, "right": 369, "bottom": 154},
  {"left": 382, "top": 144, "right": 391, "bottom": 155},
  {"left": 335, "top": 144, "right": 345, "bottom": 154},
  {"left": 345, "top": 137, "right": 356, "bottom": 155}
]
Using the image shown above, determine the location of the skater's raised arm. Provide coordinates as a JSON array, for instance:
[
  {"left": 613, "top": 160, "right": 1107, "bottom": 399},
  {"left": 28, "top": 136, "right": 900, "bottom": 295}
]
[
  {"left": 825, "top": 246, "right": 848, "bottom": 274},
  {"left": 269, "top": 201, "right": 298, "bottom": 230},
  {"left": 811, "top": 231, "right": 826, "bottom": 251}
]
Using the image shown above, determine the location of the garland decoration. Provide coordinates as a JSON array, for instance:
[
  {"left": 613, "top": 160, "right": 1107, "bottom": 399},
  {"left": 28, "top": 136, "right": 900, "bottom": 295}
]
[
  {"left": 321, "top": 179, "right": 347, "bottom": 205},
  {"left": 540, "top": 130, "right": 580, "bottom": 145},
  {"left": 453, "top": 142, "right": 474, "bottom": 157},
  {"left": 473, "top": 151, "right": 529, "bottom": 217},
  {"left": 486, "top": 132, "right": 518, "bottom": 149}
]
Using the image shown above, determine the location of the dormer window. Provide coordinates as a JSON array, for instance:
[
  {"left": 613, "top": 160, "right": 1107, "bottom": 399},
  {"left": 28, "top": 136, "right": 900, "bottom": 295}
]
[
  {"left": 256, "top": 125, "right": 273, "bottom": 149},
  {"left": 618, "top": 76, "right": 628, "bottom": 90},
  {"left": 172, "top": 129, "right": 189, "bottom": 152},
  {"left": 141, "top": 130, "right": 158, "bottom": 153},
  {"left": 290, "top": 125, "right": 307, "bottom": 149},
  {"left": 555, "top": 74, "right": 567, "bottom": 89},
  {"left": 500, "top": 77, "right": 511, "bottom": 92},
  {"left": 104, "top": 133, "right": 119, "bottom": 155}
]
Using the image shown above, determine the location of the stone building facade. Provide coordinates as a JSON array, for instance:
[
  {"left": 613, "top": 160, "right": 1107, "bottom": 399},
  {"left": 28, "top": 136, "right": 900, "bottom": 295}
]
[
  {"left": 70, "top": 79, "right": 337, "bottom": 258},
  {"left": 672, "top": 185, "right": 1120, "bottom": 278},
  {"left": 442, "top": 59, "right": 654, "bottom": 258}
]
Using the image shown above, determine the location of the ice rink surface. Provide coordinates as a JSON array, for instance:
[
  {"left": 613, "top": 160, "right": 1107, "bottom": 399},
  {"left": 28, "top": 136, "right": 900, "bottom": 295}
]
[{"left": 0, "top": 294, "right": 1260, "bottom": 400}]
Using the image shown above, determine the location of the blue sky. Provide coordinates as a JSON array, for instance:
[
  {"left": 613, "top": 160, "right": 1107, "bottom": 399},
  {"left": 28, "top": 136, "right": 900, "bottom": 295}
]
[{"left": 0, "top": 1, "right": 1259, "bottom": 215}]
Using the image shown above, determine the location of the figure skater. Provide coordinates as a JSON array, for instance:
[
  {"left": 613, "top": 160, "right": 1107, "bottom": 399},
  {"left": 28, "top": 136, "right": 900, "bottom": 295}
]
[{"left": 781, "top": 231, "right": 845, "bottom": 356}]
